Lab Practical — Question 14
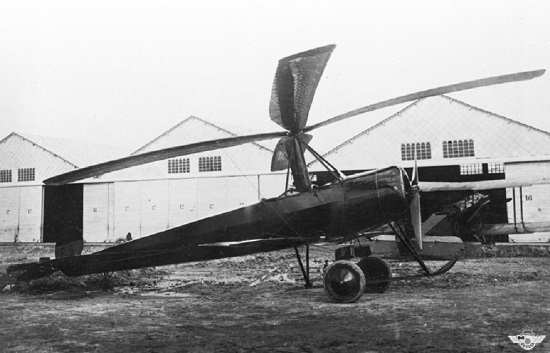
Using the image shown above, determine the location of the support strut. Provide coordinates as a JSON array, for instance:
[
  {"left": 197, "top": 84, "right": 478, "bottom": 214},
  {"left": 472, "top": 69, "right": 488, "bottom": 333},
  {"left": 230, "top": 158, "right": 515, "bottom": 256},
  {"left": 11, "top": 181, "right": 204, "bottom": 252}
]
[
  {"left": 389, "top": 221, "right": 459, "bottom": 277},
  {"left": 294, "top": 245, "right": 312, "bottom": 288},
  {"left": 390, "top": 222, "right": 431, "bottom": 275}
]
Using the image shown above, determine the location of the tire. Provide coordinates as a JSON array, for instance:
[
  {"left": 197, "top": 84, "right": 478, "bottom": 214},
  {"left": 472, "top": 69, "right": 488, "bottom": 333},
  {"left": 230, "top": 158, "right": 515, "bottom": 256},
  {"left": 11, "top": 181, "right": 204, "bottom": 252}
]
[
  {"left": 323, "top": 260, "right": 366, "bottom": 303},
  {"left": 357, "top": 256, "right": 392, "bottom": 293}
]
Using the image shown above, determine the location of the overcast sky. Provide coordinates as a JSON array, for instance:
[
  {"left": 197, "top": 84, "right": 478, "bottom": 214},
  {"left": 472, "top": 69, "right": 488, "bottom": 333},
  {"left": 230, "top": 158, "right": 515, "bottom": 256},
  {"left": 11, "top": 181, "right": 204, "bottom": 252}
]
[{"left": 1, "top": 0, "right": 549, "bottom": 152}]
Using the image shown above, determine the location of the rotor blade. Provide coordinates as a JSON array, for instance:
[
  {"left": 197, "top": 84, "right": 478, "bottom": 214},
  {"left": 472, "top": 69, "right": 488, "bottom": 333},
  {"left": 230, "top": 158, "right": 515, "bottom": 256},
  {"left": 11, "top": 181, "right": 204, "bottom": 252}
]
[
  {"left": 44, "top": 131, "right": 287, "bottom": 185},
  {"left": 271, "top": 137, "right": 293, "bottom": 171},
  {"left": 303, "top": 69, "right": 545, "bottom": 133},
  {"left": 270, "top": 134, "right": 313, "bottom": 171},
  {"left": 269, "top": 44, "right": 336, "bottom": 133}
]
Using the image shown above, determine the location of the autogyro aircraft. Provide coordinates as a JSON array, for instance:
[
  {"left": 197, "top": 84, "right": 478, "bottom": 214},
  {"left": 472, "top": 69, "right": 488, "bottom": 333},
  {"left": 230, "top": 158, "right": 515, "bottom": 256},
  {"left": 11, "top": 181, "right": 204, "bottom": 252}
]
[{"left": 13, "top": 45, "right": 545, "bottom": 303}]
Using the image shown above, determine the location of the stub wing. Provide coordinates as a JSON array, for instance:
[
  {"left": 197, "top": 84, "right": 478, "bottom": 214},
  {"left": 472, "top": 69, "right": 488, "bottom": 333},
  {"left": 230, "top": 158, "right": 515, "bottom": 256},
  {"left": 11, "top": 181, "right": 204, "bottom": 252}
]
[{"left": 199, "top": 237, "right": 321, "bottom": 248}]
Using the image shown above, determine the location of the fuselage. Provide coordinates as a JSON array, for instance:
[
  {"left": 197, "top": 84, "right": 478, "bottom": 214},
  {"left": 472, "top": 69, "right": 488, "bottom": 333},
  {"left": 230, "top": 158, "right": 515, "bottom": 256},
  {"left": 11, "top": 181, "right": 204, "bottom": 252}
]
[{"left": 57, "top": 166, "right": 411, "bottom": 276}]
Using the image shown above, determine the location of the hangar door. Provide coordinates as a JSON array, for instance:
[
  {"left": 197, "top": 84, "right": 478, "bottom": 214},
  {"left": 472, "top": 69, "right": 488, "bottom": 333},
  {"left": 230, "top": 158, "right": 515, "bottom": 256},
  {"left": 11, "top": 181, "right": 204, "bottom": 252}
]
[
  {"left": 506, "top": 162, "right": 550, "bottom": 223},
  {"left": 140, "top": 180, "right": 169, "bottom": 237},
  {"left": 506, "top": 184, "right": 550, "bottom": 223},
  {"left": 168, "top": 178, "right": 198, "bottom": 228},
  {"left": 0, "top": 186, "right": 43, "bottom": 242},
  {"left": 83, "top": 183, "right": 114, "bottom": 242},
  {"left": 113, "top": 181, "right": 142, "bottom": 240},
  {"left": 43, "top": 184, "right": 83, "bottom": 243},
  {"left": 79, "top": 174, "right": 288, "bottom": 242}
]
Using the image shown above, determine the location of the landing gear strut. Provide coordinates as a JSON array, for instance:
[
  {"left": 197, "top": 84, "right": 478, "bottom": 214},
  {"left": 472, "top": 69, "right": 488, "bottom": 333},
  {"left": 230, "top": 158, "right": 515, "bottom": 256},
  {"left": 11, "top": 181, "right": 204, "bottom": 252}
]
[
  {"left": 294, "top": 245, "right": 312, "bottom": 289},
  {"left": 322, "top": 237, "right": 458, "bottom": 303}
]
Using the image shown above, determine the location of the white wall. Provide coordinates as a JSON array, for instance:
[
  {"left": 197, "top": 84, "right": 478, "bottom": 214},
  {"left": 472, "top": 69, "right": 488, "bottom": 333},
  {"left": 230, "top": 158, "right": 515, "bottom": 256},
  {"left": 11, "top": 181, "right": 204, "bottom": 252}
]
[
  {"left": 81, "top": 173, "right": 287, "bottom": 242},
  {"left": 0, "top": 186, "right": 43, "bottom": 242}
]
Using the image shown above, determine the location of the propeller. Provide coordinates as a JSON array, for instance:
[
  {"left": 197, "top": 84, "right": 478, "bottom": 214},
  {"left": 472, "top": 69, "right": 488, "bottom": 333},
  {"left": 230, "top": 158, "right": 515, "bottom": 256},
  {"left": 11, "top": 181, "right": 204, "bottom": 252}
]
[
  {"left": 409, "top": 145, "right": 422, "bottom": 250},
  {"left": 43, "top": 45, "right": 545, "bottom": 186}
]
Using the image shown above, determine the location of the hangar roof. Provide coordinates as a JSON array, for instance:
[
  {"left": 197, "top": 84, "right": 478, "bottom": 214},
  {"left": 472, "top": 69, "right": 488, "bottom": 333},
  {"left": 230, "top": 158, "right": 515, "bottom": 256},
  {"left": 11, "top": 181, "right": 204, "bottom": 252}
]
[
  {"left": 1, "top": 132, "right": 130, "bottom": 168},
  {"left": 310, "top": 95, "right": 550, "bottom": 170},
  {"left": 133, "top": 115, "right": 276, "bottom": 155},
  {"left": 0, "top": 132, "right": 131, "bottom": 185},
  {"left": 88, "top": 115, "right": 277, "bottom": 182}
]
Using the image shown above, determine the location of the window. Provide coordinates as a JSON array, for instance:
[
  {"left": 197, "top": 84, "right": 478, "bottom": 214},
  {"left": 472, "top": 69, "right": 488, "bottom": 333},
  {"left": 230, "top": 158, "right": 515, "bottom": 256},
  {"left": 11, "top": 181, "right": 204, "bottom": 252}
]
[
  {"left": 199, "top": 156, "right": 222, "bottom": 172},
  {"left": 460, "top": 164, "right": 482, "bottom": 175},
  {"left": 443, "top": 139, "right": 475, "bottom": 158},
  {"left": 0, "top": 169, "right": 12, "bottom": 183},
  {"left": 18, "top": 168, "right": 35, "bottom": 182},
  {"left": 401, "top": 142, "right": 431, "bottom": 161},
  {"left": 168, "top": 158, "right": 190, "bottom": 174},
  {"left": 488, "top": 163, "right": 505, "bottom": 174}
]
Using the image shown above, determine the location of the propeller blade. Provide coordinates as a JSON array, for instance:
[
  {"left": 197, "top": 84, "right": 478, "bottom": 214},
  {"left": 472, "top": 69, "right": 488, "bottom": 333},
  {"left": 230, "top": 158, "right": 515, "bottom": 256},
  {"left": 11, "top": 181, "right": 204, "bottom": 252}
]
[
  {"left": 44, "top": 131, "right": 287, "bottom": 185},
  {"left": 410, "top": 144, "right": 422, "bottom": 249},
  {"left": 270, "top": 135, "right": 313, "bottom": 171},
  {"left": 410, "top": 191, "right": 422, "bottom": 250},
  {"left": 412, "top": 144, "right": 419, "bottom": 186},
  {"left": 303, "top": 69, "right": 545, "bottom": 133},
  {"left": 269, "top": 44, "right": 336, "bottom": 133}
]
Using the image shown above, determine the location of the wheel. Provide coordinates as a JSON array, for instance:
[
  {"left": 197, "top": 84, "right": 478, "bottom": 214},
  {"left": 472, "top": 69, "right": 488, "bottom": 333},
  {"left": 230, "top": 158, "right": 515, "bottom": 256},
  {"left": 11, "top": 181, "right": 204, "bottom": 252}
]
[
  {"left": 323, "top": 260, "right": 366, "bottom": 303},
  {"left": 357, "top": 256, "right": 392, "bottom": 293}
]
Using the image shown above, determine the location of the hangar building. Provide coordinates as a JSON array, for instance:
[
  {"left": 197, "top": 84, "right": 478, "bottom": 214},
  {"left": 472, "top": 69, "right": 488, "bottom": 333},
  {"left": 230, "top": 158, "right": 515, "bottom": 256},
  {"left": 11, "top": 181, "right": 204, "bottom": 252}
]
[{"left": 0, "top": 133, "right": 128, "bottom": 242}]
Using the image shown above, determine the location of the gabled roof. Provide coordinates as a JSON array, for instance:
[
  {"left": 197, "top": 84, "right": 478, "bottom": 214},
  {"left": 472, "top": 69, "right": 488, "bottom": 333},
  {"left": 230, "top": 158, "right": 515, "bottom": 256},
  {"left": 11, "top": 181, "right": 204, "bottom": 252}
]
[
  {"left": 133, "top": 115, "right": 276, "bottom": 155},
  {"left": 312, "top": 95, "right": 550, "bottom": 169},
  {"left": 1, "top": 132, "right": 130, "bottom": 168},
  {"left": 318, "top": 100, "right": 421, "bottom": 160}
]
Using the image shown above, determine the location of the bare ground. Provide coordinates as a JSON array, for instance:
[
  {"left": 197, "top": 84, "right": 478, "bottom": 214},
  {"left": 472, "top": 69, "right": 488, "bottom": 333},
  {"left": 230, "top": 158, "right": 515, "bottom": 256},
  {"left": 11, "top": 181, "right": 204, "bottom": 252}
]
[{"left": 0, "top": 246, "right": 549, "bottom": 353}]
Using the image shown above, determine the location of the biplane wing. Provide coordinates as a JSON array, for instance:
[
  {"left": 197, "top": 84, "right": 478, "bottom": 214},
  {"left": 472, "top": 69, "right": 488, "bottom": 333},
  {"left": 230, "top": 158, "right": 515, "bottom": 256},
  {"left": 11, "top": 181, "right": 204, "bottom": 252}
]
[
  {"left": 478, "top": 222, "right": 550, "bottom": 235},
  {"left": 418, "top": 174, "right": 550, "bottom": 239},
  {"left": 420, "top": 179, "right": 550, "bottom": 192}
]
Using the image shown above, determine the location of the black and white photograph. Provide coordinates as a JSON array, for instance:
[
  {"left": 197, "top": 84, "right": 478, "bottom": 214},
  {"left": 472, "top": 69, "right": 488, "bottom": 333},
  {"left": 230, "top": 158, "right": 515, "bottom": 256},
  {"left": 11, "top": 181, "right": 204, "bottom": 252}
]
[{"left": 0, "top": 1, "right": 549, "bottom": 352}]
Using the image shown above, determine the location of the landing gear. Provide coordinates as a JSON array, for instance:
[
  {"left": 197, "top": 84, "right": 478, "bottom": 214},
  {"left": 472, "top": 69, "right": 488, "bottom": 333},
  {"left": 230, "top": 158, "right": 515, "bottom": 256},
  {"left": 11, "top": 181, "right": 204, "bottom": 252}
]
[
  {"left": 357, "top": 256, "right": 392, "bottom": 293},
  {"left": 294, "top": 246, "right": 312, "bottom": 288},
  {"left": 300, "top": 239, "right": 457, "bottom": 303},
  {"left": 323, "top": 260, "right": 366, "bottom": 303},
  {"left": 323, "top": 245, "right": 392, "bottom": 303}
]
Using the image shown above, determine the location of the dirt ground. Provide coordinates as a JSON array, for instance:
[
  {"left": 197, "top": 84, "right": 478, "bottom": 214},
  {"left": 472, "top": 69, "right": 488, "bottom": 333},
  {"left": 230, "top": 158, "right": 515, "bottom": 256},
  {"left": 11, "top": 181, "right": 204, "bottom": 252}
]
[{"left": 0, "top": 245, "right": 549, "bottom": 353}]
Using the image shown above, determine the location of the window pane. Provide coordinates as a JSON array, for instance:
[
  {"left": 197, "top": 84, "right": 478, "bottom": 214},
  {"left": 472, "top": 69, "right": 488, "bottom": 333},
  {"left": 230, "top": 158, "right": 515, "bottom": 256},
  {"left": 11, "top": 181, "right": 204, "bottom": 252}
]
[
  {"left": 168, "top": 158, "right": 190, "bottom": 174},
  {"left": 443, "top": 139, "right": 475, "bottom": 159},
  {"left": 400, "top": 142, "right": 432, "bottom": 161},
  {"left": 0, "top": 170, "right": 12, "bottom": 183},
  {"left": 18, "top": 168, "right": 35, "bottom": 182},
  {"left": 199, "top": 156, "right": 222, "bottom": 172}
]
